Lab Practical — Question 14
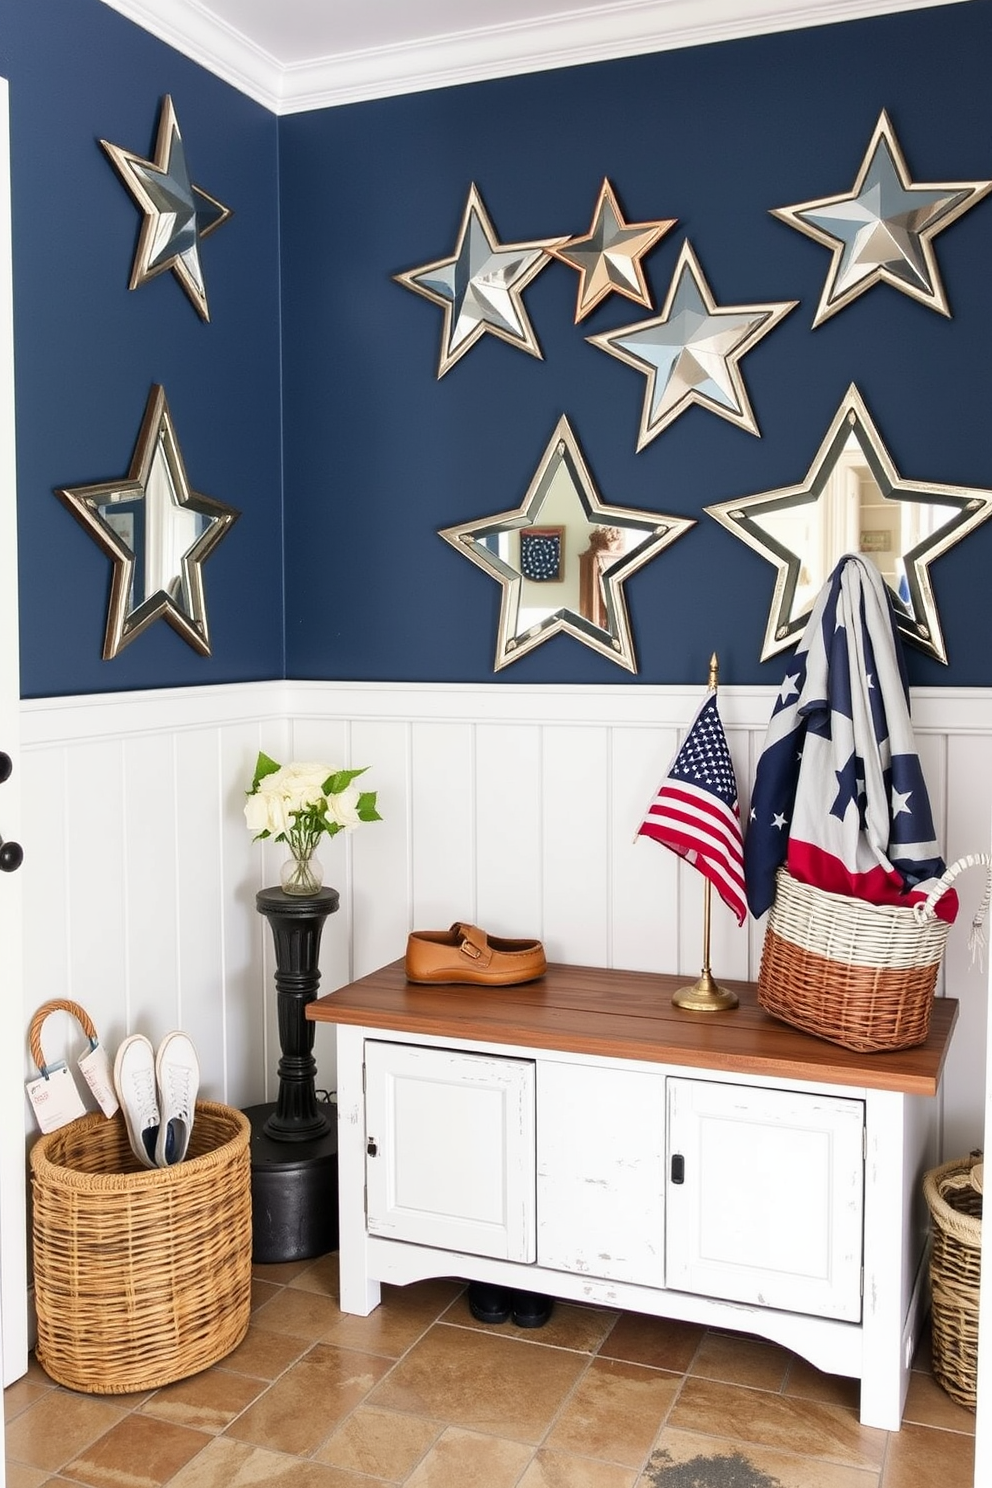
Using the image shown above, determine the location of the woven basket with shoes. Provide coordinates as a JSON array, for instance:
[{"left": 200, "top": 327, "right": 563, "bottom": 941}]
[
  {"left": 757, "top": 853, "right": 992, "bottom": 1053},
  {"left": 924, "top": 1153, "right": 982, "bottom": 1411},
  {"left": 30, "top": 1100, "right": 252, "bottom": 1393}
]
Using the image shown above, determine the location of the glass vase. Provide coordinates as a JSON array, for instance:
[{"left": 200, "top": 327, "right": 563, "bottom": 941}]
[{"left": 280, "top": 845, "right": 324, "bottom": 896}]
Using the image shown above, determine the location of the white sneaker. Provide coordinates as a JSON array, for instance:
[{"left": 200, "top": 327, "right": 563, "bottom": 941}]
[
  {"left": 113, "top": 1034, "right": 161, "bottom": 1169},
  {"left": 155, "top": 1031, "right": 200, "bottom": 1166}
]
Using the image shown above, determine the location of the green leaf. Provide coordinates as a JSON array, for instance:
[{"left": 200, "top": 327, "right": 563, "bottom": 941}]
[
  {"left": 251, "top": 751, "right": 281, "bottom": 791},
  {"left": 323, "top": 766, "right": 368, "bottom": 796},
  {"left": 357, "top": 792, "right": 381, "bottom": 823}
]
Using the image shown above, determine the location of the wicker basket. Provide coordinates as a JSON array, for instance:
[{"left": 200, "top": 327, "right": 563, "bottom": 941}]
[
  {"left": 756, "top": 854, "right": 992, "bottom": 1053},
  {"left": 924, "top": 1153, "right": 982, "bottom": 1411},
  {"left": 30, "top": 1100, "right": 252, "bottom": 1394}
]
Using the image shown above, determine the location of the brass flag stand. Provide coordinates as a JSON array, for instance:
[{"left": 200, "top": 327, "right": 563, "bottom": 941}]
[{"left": 672, "top": 654, "right": 739, "bottom": 1013}]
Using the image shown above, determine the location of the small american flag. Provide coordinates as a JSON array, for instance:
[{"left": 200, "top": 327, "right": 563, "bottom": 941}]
[{"left": 637, "top": 690, "right": 747, "bottom": 926}]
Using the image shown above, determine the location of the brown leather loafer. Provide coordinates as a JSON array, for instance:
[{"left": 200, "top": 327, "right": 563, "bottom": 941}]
[{"left": 405, "top": 922, "right": 546, "bottom": 986}]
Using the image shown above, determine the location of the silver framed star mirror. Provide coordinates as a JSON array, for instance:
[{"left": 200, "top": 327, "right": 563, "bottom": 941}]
[
  {"left": 55, "top": 384, "right": 240, "bottom": 658},
  {"left": 771, "top": 109, "right": 992, "bottom": 326},
  {"left": 705, "top": 384, "right": 992, "bottom": 664},
  {"left": 439, "top": 415, "right": 695, "bottom": 671},
  {"left": 393, "top": 183, "right": 565, "bottom": 377},
  {"left": 101, "top": 95, "right": 233, "bottom": 321}
]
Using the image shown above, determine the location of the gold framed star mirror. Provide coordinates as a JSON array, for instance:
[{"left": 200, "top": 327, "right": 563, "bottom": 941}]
[
  {"left": 54, "top": 384, "right": 240, "bottom": 659},
  {"left": 705, "top": 384, "right": 992, "bottom": 664},
  {"left": 439, "top": 415, "right": 695, "bottom": 671}
]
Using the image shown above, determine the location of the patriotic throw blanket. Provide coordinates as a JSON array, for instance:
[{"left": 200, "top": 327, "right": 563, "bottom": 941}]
[{"left": 744, "top": 554, "right": 955, "bottom": 924}]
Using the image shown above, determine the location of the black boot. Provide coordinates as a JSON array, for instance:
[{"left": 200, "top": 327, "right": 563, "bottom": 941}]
[
  {"left": 467, "top": 1280, "right": 512, "bottom": 1323},
  {"left": 511, "top": 1290, "right": 554, "bottom": 1328}
]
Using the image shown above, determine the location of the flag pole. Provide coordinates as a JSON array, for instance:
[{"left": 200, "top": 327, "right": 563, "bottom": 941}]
[{"left": 672, "top": 653, "right": 740, "bottom": 1013}]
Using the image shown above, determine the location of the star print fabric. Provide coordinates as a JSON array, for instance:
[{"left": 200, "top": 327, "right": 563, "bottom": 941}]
[{"left": 744, "top": 555, "right": 953, "bottom": 922}]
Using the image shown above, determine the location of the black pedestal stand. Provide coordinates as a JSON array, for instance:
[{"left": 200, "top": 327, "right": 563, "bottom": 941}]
[{"left": 247, "top": 886, "right": 340, "bottom": 1264}]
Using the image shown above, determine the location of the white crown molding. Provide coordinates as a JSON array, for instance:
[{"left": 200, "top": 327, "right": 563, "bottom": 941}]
[{"left": 98, "top": 0, "right": 964, "bottom": 113}]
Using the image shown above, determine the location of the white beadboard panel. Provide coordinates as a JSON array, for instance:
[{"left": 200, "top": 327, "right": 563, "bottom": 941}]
[
  {"left": 541, "top": 724, "right": 611, "bottom": 967},
  {"left": 221, "top": 718, "right": 276, "bottom": 1106},
  {"left": 348, "top": 717, "right": 414, "bottom": 982},
  {"left": 475, "top": 722, "right": 543, "bottom": 940},
  {"left": 18, "top": 678, "right": 992, "bottom": 1157},
  {"left": 122, "top": 732, "right": 180, "bottom": 1043},
  {"left": 19, "top": 746, "right": 70, "bottom": 1089},
  {"left": 941, "top": 730, "right": 992, "bottom": 1158},
  {"left": 174, "top": 728, "right": 228, "bottom": 1099},
  {"left": 410, "top": 721, "right": 476, "bottom": 931},
  {"left": 612, "top": 724, "right": 682, "bottom": 974},
  {"left": 64, "top": 739, "right": 129, "bottom": 1054}
]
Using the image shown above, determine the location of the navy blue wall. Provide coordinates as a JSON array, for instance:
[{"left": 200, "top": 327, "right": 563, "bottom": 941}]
[
  {"left": 280, "top": 0, "right": 992, "bottom": 688},
  {"left": 5, "top": 0, "right": 284, "bottom": 697},
  {"left": 6, "top": 2, "right": 992, "bottom": 695}
]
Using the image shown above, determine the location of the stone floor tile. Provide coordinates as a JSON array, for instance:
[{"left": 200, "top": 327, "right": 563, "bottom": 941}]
[
  {"left": 315, "top": 1403, "right": 442, "bottom": 1479},
  {"left": 688, "top": 1331, "right": 792, "bottom": 1392},
  {"left": 164, "top": 1434, "right": 391, "bottom": 1487},
  {"left": 518, "top": 1446, "right": 639, "bottom": 1487},
  {"left": 643, "top": 1427, "right": 881, "bottom": 1488},
  {"left": 369, "top": 1322, "right": 587, "bottom": 1442},
  {"left": 224, "top": 1341, "right": 392, "bottom": 1454},
  {"left": 544, "top": 1356, "right": 682, "bottom": 1466},
  {"left": 4, "top": 1392, "right": 128, "bottom": 1474},
  {"left": 880, "top": 1421, "right": 975, "bottom": 1488},
  {"left": 140, "top": 1368, "right": 266, "bottom": 1431},
  {"left": 61, "top": 1414, "right": 209, "bottom": 1488},
  {"left": 901, "top": 1369, "right": 975, "bottom": 1435},
  {"left": 215, "top": 1321, "right": 311, "bottom": 1381},
  {"left": 669, "top": 1377, "right": 886, "bottom": 1471},
  {"left": 599, "top": 1314, "right": 705, "bottom": 1373},
  {"left": 403, "top": 1426, "right": 534, "bottom": 1487}
]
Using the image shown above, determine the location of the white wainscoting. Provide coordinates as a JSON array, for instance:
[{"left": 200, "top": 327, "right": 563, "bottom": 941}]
[{"left": 19, "top": 679, "right": 992, "bottom": 1160}]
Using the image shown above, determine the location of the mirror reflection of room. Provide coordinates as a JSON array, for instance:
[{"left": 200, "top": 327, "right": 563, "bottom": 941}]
[
  {"left": 757, "top": 429, "right": 958, "bottom": 621},
  {"left": 505, "top": 458, "right": 641, "bottom": 639}
]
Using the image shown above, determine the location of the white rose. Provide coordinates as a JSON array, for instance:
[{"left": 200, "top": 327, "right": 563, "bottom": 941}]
[
  {"left": 324, "top": 782, "right": 362, "bottom": 832},
  {"left": 245, "top": 787, "right": 292, "bottom": 838},
  {"left": 244, "top": 793, "right": 270, "bottom": 834}
]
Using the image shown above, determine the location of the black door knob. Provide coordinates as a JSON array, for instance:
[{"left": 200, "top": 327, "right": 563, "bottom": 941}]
[
  {"left": 0, "top": 753, "right": 11, "bottom": 784},
  {"left": 0, "top": 837, "right": 22, "bottom": 872}
]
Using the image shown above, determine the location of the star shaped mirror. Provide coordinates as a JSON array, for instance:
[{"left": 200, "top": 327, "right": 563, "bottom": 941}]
[
  {"left": 101, "top": 95, "right": 232, "bottom": 321},
  {"left": 55, "top": 384, "right": 240, "bottom": 658},
  {"left": 705, "top": 385, "right": 992, "bottom": 664},
  {"left": 439, "top": 415, "right": 695, "bottom": 671}
]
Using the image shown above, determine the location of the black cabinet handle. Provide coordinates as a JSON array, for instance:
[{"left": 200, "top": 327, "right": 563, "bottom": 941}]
[
  {"left": 0, "top": 752, "right": 23, "bottom": 869},
  {"left": 671, "top": 1154, "right": 685, "bottom": 1184}
]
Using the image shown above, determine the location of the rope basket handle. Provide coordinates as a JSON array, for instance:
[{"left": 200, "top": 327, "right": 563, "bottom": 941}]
[
  {"left": 913, "top": 852, "right": 992, "bottom": 964},
  {"left": 28, "top": 999, "right": 100, "bottom": 1078}
]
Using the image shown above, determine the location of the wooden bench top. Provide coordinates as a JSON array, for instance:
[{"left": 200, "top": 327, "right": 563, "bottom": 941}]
[{"left": 308, "top": 959, "right": 958, "bottom": 1096}]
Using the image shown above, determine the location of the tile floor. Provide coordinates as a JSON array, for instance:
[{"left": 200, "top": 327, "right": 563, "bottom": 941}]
[{"left": 4, "top": 1252, "right": 977, "bottom": 1488}]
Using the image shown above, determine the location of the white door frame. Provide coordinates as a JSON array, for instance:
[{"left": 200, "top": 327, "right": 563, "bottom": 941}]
[{"left": 1, "top": 73, "right": 29, "bottom": 1401}]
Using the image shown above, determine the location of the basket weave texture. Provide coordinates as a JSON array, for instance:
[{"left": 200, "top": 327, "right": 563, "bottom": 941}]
[
  {"left": 30, "top": 1100, "right": 252, "bottom": 1394},
  {"left": 924, "top": 1155, "right": 982, "bottom": 1412},
  {"left": 757, "top": 856, "right": 990, "bottom": 1053}
]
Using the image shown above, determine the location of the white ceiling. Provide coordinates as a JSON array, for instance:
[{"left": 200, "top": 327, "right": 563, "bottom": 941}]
[{"left": 97, "top": 0, "right": 961, "bottom": 113}]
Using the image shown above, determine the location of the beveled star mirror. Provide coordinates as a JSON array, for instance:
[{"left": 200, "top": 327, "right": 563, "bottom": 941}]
[
  {"left": 439, "top": 415, "right": 695, "bottom": 671},
  {"left": 705, "top": 385, "right": 992, "bottom": 664},
  {"left": 55, "top": 384, "right": 240, "bottom": 658}
]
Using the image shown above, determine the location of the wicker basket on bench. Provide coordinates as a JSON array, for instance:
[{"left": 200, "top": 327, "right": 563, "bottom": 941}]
[{"left": 757, "top": 853, "right": 992, "bottom": 1053}]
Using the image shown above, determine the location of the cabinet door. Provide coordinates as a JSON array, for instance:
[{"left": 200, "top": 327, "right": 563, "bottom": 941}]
[
  {"left": 666, "top": 1078, "right": 864, "bottom": 1321},
  {"left": 537, "top": 1061, "right": 666, "bottom": 1285},
  {"left": 365, "top": 1041, "right": 536, "bottom": 1261}
]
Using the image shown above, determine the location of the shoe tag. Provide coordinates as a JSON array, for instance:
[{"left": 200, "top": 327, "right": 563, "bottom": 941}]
[
  {"left": 78, "top": 1042, "right": 119, "bottom": 1118},
  {"left": 26, "top": 1063, "right": 88, "bottom": 1133}
]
